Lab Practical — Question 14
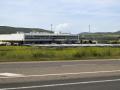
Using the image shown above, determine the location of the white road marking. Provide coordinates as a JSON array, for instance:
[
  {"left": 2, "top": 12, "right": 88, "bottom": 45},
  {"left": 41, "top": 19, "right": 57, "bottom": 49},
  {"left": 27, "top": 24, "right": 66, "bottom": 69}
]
[
  {"left": 1, "top": 78, "right": 120, "bottom": 90},
  {"left": 26, "top": 69, "right": 120, "bottom": 77},
  {"left": 0, "top": 69, "right": 120, "bottom": 79},
  {"left": 0, "top": 73, "right": 24, "bottom": 77}
]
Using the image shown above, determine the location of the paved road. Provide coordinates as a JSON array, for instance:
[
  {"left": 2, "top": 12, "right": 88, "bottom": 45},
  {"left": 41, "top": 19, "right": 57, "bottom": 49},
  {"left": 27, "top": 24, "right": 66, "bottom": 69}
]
[
  {"left": 1, "top": 60, "right": 120, "bottom": 76},
  {"left": 1, "top": 59, "right": 120, "bottom": 68},
  {"left": 0, "top": 76, "right": 120, "bottom": 90},
  {"left": 0, "top": 60, "right": 120, "bottom": 89}
]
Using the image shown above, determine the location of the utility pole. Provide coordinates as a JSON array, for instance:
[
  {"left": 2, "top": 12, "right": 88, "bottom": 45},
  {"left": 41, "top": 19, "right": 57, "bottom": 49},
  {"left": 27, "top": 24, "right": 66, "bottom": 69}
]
[
  {"left": 78, "top": 34, "right": 80, "bottom": 43},
  {"left": 89, "top": 24, "right": 91, "bottom": 33},
  {"left": 51, "top": 24, "right": 53, "bottom": 32}
]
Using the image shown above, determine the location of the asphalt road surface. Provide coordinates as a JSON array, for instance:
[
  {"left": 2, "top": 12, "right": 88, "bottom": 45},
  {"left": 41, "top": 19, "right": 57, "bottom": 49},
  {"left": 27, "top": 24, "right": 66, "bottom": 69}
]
[
  {"left": 1, "top": 76, "right": 120, "bottom": 90},
  {"left": 1, "top": 60, "right": 120, "bottom": 90}
]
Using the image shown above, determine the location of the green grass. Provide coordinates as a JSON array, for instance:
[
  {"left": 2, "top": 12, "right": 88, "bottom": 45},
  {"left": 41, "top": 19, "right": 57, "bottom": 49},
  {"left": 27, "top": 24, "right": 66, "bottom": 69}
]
[{"left": 0, "top": 46, "right": 120, "bottom": 62}]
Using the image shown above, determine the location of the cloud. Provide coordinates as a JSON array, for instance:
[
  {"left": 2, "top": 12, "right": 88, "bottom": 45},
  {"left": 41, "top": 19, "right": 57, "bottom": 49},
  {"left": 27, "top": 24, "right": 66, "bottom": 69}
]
[
  {"left": 55, "top": 23, "right": 71, "bottom": 32},
  {"left": 61, "top": 0, "right": 118, "bottom": 5},
  {"left": 0, "top": 0, "right": 120, "bottom": 33},
  {"left": 61, "top": 0, "right": 120, "bottom": 17}
]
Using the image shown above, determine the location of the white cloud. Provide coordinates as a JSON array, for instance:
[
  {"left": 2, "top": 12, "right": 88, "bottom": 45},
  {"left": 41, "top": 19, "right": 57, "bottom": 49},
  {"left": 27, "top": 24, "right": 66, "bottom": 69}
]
[
  {"left": 0, "top": 0, "right": 120, "bottom": 33},
  {"left": 61, "top": 0, "right": 118, "bottom": 5},
  {"left": 93, "top": 0, "right": 118, "bottom": 5},
  {"left": 55, "top": 23, "right": 71, "bottom": 32},
  {"left": 60, "top": 0, "right": 119, "bottom": 11}
]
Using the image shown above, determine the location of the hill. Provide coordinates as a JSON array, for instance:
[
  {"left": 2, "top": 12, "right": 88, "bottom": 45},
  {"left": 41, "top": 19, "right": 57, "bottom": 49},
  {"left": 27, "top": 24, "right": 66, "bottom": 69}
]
[
  {"left": 79, "top": 31, "right": 120, "bottom": 43},
  {"left": 0, "top": 26, "right": 53, "bottom": 34}
]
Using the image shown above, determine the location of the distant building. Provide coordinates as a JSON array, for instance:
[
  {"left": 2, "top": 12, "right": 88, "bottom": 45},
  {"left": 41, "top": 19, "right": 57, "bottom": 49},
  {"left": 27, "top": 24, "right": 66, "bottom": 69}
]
[{"left": 0, "top": 32, "right": 79, "bottom": 45}]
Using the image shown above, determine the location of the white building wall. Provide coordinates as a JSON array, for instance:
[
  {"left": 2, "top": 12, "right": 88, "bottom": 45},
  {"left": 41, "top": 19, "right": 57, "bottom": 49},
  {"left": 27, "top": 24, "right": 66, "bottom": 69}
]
[{"left": 0, "top": 33, "right": 25, "bottom": 41}]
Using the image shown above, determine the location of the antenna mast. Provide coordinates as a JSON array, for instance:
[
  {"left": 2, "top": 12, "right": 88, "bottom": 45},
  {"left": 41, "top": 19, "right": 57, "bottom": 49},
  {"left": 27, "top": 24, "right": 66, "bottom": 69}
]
[
  {"left": 89, "top": 24, "right": 91, "bottom": 33},
  {"left": 51, "top": 24, "right": 53, "bottom": 32}
]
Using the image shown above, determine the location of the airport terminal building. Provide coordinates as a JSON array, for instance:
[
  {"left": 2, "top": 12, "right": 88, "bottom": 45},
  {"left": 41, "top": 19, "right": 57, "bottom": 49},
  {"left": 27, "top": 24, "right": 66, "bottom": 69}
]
[{"left": 0, "top": 32, "right": 79, "bottom": 45}]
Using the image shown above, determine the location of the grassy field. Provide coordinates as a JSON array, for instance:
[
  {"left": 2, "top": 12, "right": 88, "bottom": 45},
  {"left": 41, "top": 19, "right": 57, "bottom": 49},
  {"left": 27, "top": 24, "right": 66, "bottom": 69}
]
[{"left": 0, "top": 46, "right": 120, "bottom": 62}]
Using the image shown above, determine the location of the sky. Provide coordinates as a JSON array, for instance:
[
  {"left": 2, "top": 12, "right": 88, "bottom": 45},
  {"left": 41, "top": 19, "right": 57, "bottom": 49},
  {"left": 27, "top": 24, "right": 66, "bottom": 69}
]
[{"left": 0, "top": 0, "right": 120, "bottom": 34}]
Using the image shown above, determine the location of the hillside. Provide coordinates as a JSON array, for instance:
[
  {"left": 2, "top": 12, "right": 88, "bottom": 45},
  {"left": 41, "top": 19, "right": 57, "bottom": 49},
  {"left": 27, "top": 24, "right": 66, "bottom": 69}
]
[
  {"left": 0, "top": 26, "right": 53, "bottom": 34},
  {"left": 80, "top": 31, "right": 120, "bottom": 38},
  {"left": 79, "top": 31, "right": 120, "bottom": 43}
]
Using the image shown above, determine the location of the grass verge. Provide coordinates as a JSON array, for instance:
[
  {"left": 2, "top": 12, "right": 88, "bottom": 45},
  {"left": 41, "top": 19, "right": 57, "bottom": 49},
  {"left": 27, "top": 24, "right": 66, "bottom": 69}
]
[{"left": 0, "top": 46, "right": 120, "bottom": 62}]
